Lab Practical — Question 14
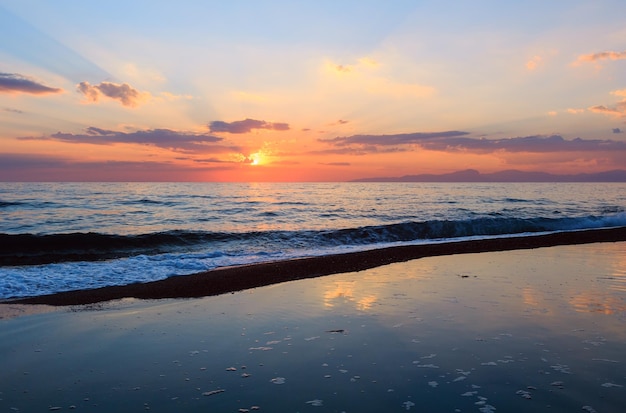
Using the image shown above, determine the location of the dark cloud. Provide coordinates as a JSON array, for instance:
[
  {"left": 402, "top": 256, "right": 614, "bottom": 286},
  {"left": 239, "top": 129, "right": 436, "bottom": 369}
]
[
  {"left": 613, "top": 128, "right": 623, "bottom": 134},
  {"left": 77, "top": 81, "right": 149, "bottom": 107},
  {"left": 320, "top": 131, "right": 626, "bottom": 154},
  {"left": 0, "top": 72, "right": 62, "bottom": 95},
  {"left": 18, "top": 127, "right": 239, "bottom": 154},
  {"left": 3, "top": 107, "right": 24, "bottom": 114},
  {"left": 209, "top": 118, "right": 290, "bottom": 134},
  {"left": 0, "top": 153, "right": 69, "bottom": 170},
  {"left": 320, "top": 131, "right": 470, "bottom": 146},
  {"left": 193, "top": 158, "right": 246, "bottom": 164},
  {"left": 309, "top": 146, "right": 408, "bottom": 156},
  {"left": 319, "top": 162, "right": 351, "bottom": 166},
  {"left": 0, "top": 153, "right": 237, "bottom": 181},
  {"left": 419, "top": 134, "right": 626, "bottom": 153}
]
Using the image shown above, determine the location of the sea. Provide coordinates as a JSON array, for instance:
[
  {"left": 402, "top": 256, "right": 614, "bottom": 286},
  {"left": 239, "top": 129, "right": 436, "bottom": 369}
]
[{"left": 1, "top": 182, "right": 625, "bottom": 300}]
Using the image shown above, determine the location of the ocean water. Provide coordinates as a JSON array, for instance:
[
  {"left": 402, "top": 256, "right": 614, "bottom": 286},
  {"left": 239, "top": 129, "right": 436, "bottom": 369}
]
[{"left": 1, "top": 182, "right": 625, "bottom": 299}]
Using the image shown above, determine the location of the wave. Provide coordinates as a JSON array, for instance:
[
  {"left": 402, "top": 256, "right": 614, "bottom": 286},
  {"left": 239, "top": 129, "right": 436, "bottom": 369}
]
[
  {"left": 2, "top": 213, "right": 625, "bottom": 266},
  {"left": 120, "top": 198, "right": 182, "bottom": 206},
  {"left": 0, "top": 201, "right": 24, "bottom": 208}
]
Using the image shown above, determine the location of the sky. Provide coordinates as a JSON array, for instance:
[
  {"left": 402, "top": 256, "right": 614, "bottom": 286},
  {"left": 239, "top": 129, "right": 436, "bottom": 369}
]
[{"left": 1, "top": 0, "right": 626, "bottom": 182}]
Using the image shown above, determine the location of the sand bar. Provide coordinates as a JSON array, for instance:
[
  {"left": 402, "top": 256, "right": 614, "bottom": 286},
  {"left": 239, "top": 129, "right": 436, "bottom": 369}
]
[{"left": 5, "top": 226, "right": 626, "bottom": 306}]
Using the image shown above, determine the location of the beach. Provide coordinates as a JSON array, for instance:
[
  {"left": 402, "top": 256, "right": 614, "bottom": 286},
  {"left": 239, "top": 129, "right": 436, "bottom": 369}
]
[{"left": 1, "top": 239, "right": 625, "bottom": 412}]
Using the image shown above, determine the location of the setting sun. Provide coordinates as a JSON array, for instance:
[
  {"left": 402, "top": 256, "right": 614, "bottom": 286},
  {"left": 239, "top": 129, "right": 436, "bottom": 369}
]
[{"left": 249, "top": 152, "right": 264, "bottom": 166}]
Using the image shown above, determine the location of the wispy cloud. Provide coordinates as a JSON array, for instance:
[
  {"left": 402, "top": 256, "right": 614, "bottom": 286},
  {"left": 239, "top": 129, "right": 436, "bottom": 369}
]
[
  {"left": 193, "top": 157, "right": 246, "bottom": 164},
  {"left": 319, "top": 162, "right": 351, "bottom": 166},
  {"left": 419, "top": 135, "right": 626, "bottom": 153},
  {"left": 525, "top": 55, "right": 543, "bottom": 71},
  {"left": 320, "top": 131, "right": 470, "bottom": 146},
  {"left": 576, "top": 50, "right": 626, "bottom": 63},
  {"left": 324, "top": 58, "right": 435, "bottom": 99},
  {"left": 0, "top": 153, "right": 69, "bottom": 169},
  {"left": 0, "top": 72, "right": 62, "bottom": 95},
  {"left": 0, "top": 153, "right": 234, "bottom": 181},
  {"left": 309, "top": 146, "right": 408, "bottom": 156},
  {"left": 18, "top": 127, "right": 238, "bottom": 154},
  {"left": 567, "top": 108, "right": 585, "bottom": 114},
  {"left": 209, "top": 118, "right": 290, "bottom": 134},
  {"left": 77, "top": 81, "right": 150, "bottom": 107},
  {"left": 588, "top": 89, "right": 626, "bottom": 118},
  {"left": 320, "top": 132, "right": 626, "bottom": 154},
  {"left": 3, "top": 107, "right": 25, "bottom": 114},
  {"left": 589, "top": 104, "right": 626, "bottom": 117}
]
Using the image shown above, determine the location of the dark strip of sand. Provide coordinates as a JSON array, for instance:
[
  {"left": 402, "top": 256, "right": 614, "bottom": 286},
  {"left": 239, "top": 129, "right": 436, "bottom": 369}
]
[{"left": 7, "top": 227, "right": 626, "bottom": 306}]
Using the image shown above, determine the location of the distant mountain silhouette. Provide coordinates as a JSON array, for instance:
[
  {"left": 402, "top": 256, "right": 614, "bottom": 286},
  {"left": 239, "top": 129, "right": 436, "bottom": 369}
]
[{"left": 351, "top": 169, "right": 626, "bottom": 182}]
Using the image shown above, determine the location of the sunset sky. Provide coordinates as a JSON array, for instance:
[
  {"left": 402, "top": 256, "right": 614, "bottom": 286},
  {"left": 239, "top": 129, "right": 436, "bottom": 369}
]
[{"left": 1, "top": 0, "right": 626, "bottom": 181}]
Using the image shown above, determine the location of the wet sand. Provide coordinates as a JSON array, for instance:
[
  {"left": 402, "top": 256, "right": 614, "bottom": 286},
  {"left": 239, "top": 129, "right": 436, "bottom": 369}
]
[
  {"left": 6, "top": 226, "right": 626, "bottom": 306},
  {"left": 1, "top": 241, "right": 625, "bottom": 412}
]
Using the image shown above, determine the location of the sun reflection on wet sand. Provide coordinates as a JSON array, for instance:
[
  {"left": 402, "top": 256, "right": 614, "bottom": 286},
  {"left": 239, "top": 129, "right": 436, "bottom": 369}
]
[
  {"left": 606, "top": 253, "right": 626, "bottom": 292},
  {"left": 322, "top": 280, "right": 379, "bottom": 310},
  {"left": 570, "top": 294, "right": 626, "bottom": 314},
  {"left": 323, "top": 280, "right": 356, "bottom": 308}
]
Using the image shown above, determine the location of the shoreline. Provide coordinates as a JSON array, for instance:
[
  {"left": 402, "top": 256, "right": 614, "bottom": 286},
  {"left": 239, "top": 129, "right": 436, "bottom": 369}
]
[{"left": 6, "top": 226, "right": 626, "bottom": 306}]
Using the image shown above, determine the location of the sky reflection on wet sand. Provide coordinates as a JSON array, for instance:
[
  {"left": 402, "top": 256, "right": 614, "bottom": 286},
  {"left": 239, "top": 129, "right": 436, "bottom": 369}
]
[{"left": 1, "top": 242, "right": 625, "bottom": 412}]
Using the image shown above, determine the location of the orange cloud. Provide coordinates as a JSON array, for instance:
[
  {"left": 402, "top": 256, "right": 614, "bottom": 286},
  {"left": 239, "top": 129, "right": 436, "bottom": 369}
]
[
  {"left": 525, "top": 55, "right": 542, "bottom": 71},
  {"left": 77, "top": 81, "right": 150, "bottom": 107},
  {"left": 567, "top": 108, "right": 585, "bottom": 114},
  {"left": 576, "top": 50, "right": 626, "bottom": 63},
  {"left": 588, "top": 90, "right": 626, "bottom": 118},
  {"left": 332, "top": 64, "right": 352, "bottom": 73},
  {"left": 589, "top": 104, "right": 625, "bottom": 117},
  {"left": 0, "top": 72, "right": 62, "bottom": 95},
  {"left": 612, "top": 89, "right": 626, "bottom": 98}
]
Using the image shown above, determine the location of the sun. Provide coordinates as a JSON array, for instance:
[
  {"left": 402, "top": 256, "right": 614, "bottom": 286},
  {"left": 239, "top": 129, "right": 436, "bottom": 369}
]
[{"left": 249, "top": 152, "right": 263, "bottom": 166}]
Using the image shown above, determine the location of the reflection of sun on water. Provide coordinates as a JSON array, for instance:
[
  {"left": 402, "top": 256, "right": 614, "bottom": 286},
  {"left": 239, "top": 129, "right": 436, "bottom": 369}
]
[
  {"left": 324, "top": 281, "right": 354, "bottom": 308},
  {"left": 521, "top": 287, "right": 553, "bottom": 315},
  {"left": 569, "top": 246, "right": 626, "bottom": 314},
  {"left": 608, "top": 251, "right": 626, "bottom": 292},
  {"left": 569, "top": 294, "right": 625, "bottom": 314},
  {"left": 522, "top": 287, "right": 541, "bottom": 307},
  {"left": 356, "top": 295, "right": 377, "bottom": 311},
  {"left": 323, "top": 281, "right": 377, "bottom": 311}
]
